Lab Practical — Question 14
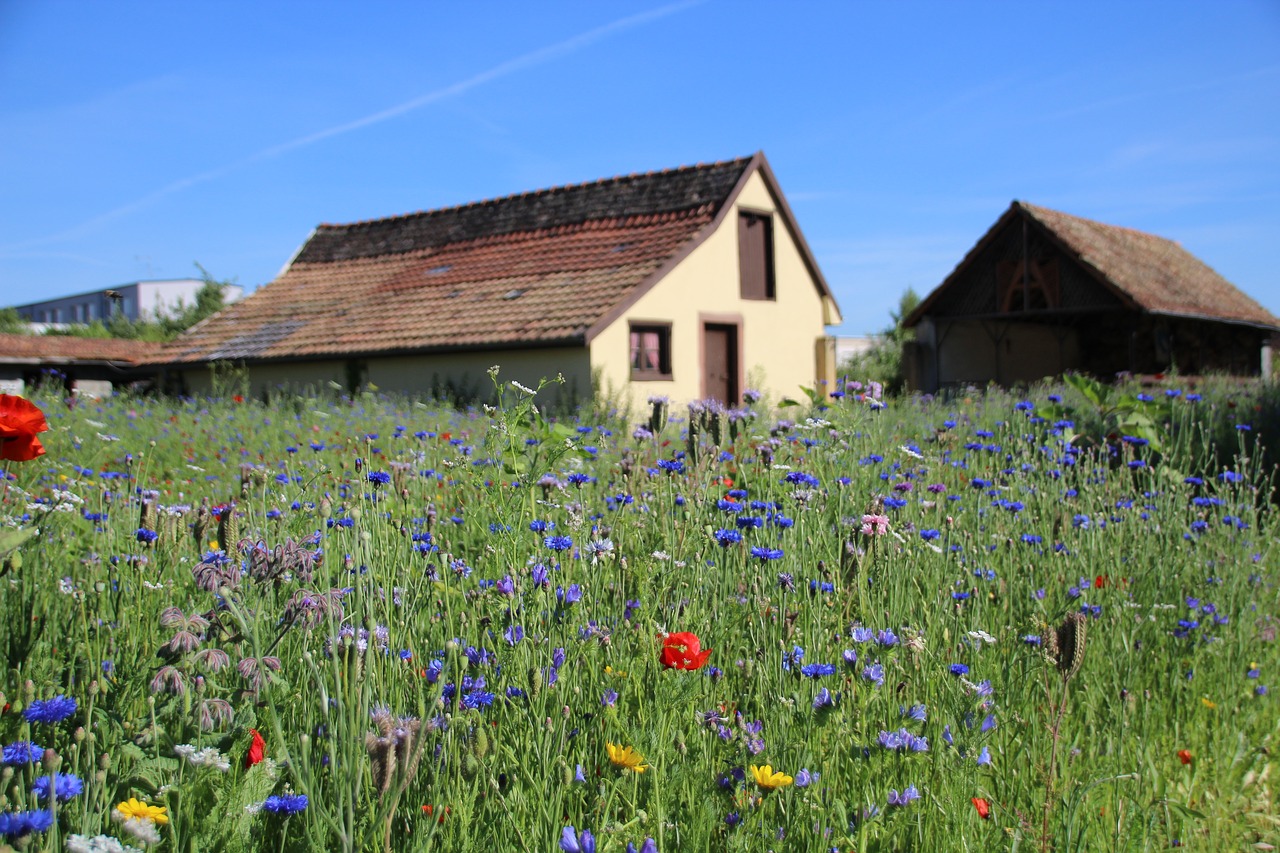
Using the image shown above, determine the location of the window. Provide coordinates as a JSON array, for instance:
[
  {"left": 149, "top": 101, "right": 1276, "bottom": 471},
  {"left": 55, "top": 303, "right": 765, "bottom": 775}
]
[
  {"left": 629, "top": 322, "right": 672, "bottom": 380},
  {"left": 738, "top": 211, "right": 775, "bottom": 300}
]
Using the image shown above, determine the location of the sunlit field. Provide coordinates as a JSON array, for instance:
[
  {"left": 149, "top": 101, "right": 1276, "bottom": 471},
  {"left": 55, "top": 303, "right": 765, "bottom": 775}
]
[{"left": 0, "top": 372, "right": 1276, "bottom": 852}]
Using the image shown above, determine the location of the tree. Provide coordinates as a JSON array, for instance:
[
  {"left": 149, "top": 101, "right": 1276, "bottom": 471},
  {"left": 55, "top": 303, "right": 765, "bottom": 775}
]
[
  {"left": 45, "top": 264, "right": 233, "bottom": 342},
  {"left": 0, "top": 308, "right": 30, "bottom": 335},
  {"left": 839, "top": 287, "right": 921, "bottom": 394}
]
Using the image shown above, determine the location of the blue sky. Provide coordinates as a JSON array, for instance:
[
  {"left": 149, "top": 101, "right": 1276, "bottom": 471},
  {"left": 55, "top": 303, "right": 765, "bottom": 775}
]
[{"left": 2, "top": 1, "right": 1278, "bottom": 335}]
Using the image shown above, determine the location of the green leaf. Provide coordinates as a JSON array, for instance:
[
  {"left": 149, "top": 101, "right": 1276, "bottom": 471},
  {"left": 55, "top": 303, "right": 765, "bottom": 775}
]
[
  {"left": 0, "top": 527, "right": 37, "bottom": 559},
  {"left": 1159, "top": 799, "right": 1207, "bottom": 821},
  {"left": 130, "top": 756, "right": 181, "bottom": 791}
]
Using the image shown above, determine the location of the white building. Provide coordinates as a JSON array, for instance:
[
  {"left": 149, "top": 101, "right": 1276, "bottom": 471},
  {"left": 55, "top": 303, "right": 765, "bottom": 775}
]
[{"left": 13, "top": 279, "right": 244, "bottom": 326}]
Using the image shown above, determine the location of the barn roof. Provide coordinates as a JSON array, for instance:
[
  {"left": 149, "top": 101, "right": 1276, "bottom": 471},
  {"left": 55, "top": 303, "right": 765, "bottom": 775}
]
[{"left": 907, "top": 201, "right": 1280, "bottom": 330}]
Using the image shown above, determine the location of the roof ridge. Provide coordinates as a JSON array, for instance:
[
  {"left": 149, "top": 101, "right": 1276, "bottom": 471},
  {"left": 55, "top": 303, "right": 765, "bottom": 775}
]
[
  {"left": 1017, "top": 200, "right": 1174, "bottom": 243},
  {"left": 318, "top": 156, "right": 754, "bottom": 231}
]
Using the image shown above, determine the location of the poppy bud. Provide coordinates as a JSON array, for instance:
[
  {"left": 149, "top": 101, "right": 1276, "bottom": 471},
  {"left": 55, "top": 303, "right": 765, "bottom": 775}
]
[{"left": 246, "top": 729, "right": 266, "bottom": 768}]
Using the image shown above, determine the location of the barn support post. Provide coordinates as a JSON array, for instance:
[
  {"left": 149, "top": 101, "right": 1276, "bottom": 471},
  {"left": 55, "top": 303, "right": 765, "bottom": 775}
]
[{"left": 980, "top": 320, "right": 1008, "bottom": 386}]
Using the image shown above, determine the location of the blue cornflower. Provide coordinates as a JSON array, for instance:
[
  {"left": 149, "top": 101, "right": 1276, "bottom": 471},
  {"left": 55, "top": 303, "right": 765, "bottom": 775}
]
[
  {"left": 750, "top": 546, "right": 784, "bottom": 561},
  {"left": 31, "top": 773, "right": 83, "bottom": 803},
  {"left": 949, "top": 664, "right": 970, "bottom": 676},
  {"left": 461, "top": 687, "right": 495, "bottom": 709},
  {"left": 800, "top": 663, "right": 837, "bottom": 678},
  {"left": 262, "top": 793, "right": 308, "bottom": 815},
  {"left": 919, "top": 529, "right": 941, "bottom": 541},
  {"left": 136, "top": 528, "right": 159, "bottom": 543},
  {"left": 544, "top": 535, "right": 573, "bottom": 551},
  {"left": 0, "top": 809, "right": 53, "bottom": 840},
  {"left": 2, "top": 742, "right": 44, "bottom": 765},
  {"left": 366, "top": 471, "right": 391, "bottom": 485},
  {"left": 713, "top": 528, "right": 742, "bottom": 547},
  {"left": 23, "top": 696, "right": 76, "bottom": 725}
]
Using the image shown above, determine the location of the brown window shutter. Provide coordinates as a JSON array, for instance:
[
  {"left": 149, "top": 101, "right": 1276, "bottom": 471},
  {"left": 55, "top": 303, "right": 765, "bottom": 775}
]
[{"left": 739, "top": 212, "right": 774, "bottom": 300}]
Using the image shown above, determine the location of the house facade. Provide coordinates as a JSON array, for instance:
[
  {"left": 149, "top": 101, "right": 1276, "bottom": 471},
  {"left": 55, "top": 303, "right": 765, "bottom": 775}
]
[
  {"left": 159, "top": 153, "right": 842, "bottom": 409},
  {"left": 904, "top": 202, "right": 1280, "bottom": 392}
]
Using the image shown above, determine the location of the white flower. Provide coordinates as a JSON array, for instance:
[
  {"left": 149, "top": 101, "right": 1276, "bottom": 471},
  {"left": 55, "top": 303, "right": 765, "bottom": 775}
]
[
  {"left": 66, "top": 834, "right": 144, "bottom": 853},
  {"left": 114, "top": 817, "right": 161, "bottom": 846},
  {"left": 510, "top": 380, "right": 537, "bottom": 395},
  {"left": 967, "top": 630, "right": 997, "bottom": 647},
  {"left": 900, "top": 445, "right": 924, "bottom": 460}
]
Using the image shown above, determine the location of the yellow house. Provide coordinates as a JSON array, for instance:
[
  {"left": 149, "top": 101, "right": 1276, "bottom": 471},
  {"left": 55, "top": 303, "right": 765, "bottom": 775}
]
[{"left": 160, "top": 152, "right": 842, "bottom": 409}]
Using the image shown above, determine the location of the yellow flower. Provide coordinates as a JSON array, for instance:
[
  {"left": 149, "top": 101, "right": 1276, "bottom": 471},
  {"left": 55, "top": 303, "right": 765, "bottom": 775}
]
[
  {"left": 751, "top": 764, "right": 794, "bottom": 791},
  {"left": 1201, "top": 697, "right": 1217, "bottom": 710},
  {"left": 606, "top": 742, "right": 648, "bottom": 773},
  {"left": 117, "top": 797, "right": 168, "bottom": 825}
]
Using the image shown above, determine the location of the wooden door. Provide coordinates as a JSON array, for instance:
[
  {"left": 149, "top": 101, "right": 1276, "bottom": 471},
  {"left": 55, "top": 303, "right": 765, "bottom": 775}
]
[{"left": 703, "top": 323, "right": 739, "bottom": 404}]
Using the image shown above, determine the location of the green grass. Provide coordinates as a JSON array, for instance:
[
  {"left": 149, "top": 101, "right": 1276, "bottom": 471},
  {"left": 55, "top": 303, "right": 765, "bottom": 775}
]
[{"left": 0, "top": 375, "right": 1276, "bottom": 852}]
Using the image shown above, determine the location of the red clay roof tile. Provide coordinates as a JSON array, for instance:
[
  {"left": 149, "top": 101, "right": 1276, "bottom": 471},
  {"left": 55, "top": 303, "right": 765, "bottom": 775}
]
[
  {"left": 164, "top": 159, "right": 753, "bottom": 363},
  {"left": 0, "top": 334, "right": 162, "bottom": 364}
]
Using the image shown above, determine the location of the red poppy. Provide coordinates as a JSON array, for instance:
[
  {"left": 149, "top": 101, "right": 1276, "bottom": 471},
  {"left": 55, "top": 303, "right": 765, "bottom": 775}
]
[
  {"left": 1095, "top": 575, "right": 1108, "bottom": 589},
  {"left": 971, "top": 797, "right": 991, "bottom": 819},
  {"left": 246, "top": 729, "right": 266, "bottom": 768},
  {"left": 422, "top": 804, "right": 450, "bottom": 823},
  {"left": 1177, "top": 749, "right": 1192, "bottom": 765},
  {"left": 0, "top": 395, "right": 49, "bottom": 462},
  {"left": 659, "top": 632, "right": 712, "bottom": 670}
]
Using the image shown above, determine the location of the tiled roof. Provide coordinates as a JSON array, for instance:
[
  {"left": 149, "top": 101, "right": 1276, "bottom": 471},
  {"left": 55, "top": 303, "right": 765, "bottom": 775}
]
[
  {"left": 0, "top": 334, "right": 162, "bottom": 364},
  {"left": 164, "top": 157, "right": 756, "bottom": 363},
  {"left": 1020, "top": 202, "right": 1279, "bottom": 328}
]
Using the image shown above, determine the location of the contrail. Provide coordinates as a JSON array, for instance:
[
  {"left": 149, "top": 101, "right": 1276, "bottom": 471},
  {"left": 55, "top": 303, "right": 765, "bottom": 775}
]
[{"left": 3, "top": 0, "right": 702, "bottom": 252}]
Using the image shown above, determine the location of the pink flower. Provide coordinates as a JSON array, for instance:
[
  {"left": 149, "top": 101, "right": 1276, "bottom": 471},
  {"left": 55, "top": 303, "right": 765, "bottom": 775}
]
[{"left": 860, "top": 514, "right": 890, "bottom": 536}]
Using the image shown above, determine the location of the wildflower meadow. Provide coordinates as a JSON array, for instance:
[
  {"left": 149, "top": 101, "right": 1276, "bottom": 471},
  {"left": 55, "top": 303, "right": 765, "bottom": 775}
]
[{"left": 0, "top": 371, "right": 1276, "bottom": 852}]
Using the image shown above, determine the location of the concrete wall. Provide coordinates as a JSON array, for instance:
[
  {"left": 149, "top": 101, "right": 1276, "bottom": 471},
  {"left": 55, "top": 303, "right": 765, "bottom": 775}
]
[
  {"left": 179, "top": 347, "right": 592, "bottom": 407},
  {"left": 590, "top": 170, "right": 834, "bottom": 408},
  {"left": 366, "top": 348, "right": 592, "bottom": 407}
]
